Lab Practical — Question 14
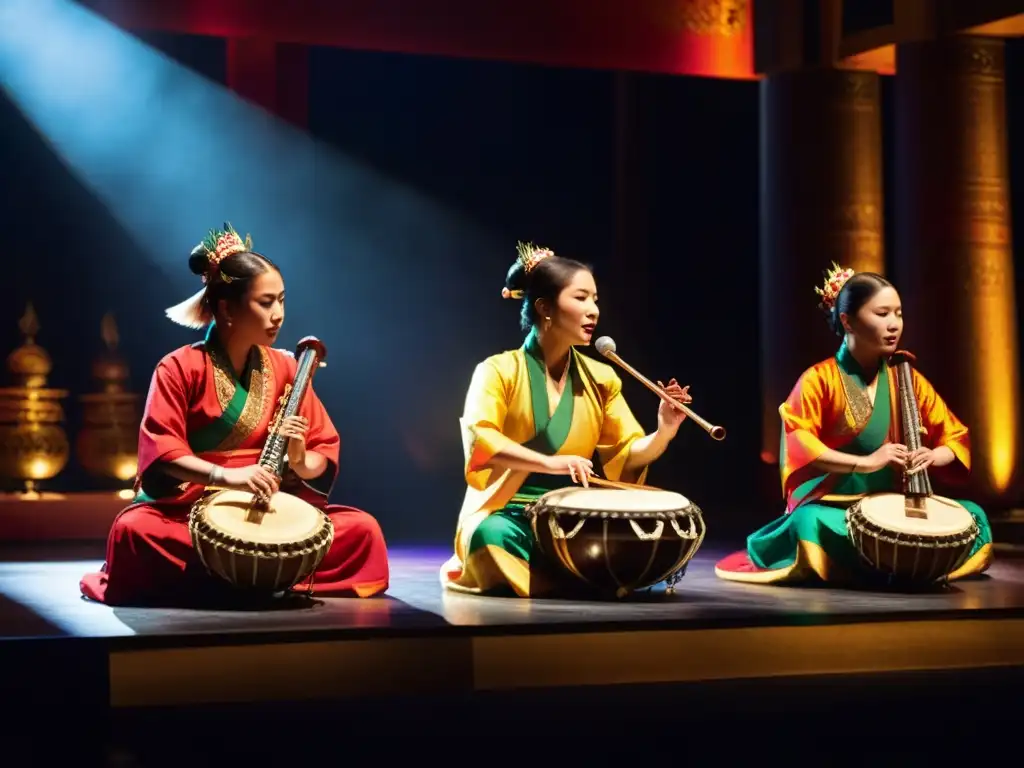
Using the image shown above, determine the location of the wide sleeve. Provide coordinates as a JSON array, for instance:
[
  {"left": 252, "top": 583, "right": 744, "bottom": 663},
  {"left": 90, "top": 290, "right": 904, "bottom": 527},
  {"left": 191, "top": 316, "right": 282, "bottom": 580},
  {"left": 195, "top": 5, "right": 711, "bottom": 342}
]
[
  {"left": 595, "top": 372, "right": 647, "bottom": 484},
  {"left": 295, "top": 383, "right": 341, "bottom": 496},
  {"left": 459, "top": 359, "right": 520, "bottom": 491},
  {"left": 268, "top": 348, "right": 342, "bottom": 497},
  {"left": 779, "top": 367, "right": 831, "bottom": 494},
  {"left": 137, "top": 356, "right": 194, "bottom": 478},
  {"left": 913, "top": 368, "right": 971, "bottom": 483}
]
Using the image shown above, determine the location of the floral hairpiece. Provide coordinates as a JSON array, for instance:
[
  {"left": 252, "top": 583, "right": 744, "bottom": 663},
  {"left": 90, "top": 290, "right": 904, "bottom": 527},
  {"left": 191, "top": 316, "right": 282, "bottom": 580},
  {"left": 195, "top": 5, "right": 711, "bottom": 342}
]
[
  {"left": 501, "top": 241, "right": 555, "bottom": 299},
  {"left": 200, "top": 222, "right": 253, "bottom": 283},
  {"left": 815, "top": 261, "right": 855, "bottom": 312}
]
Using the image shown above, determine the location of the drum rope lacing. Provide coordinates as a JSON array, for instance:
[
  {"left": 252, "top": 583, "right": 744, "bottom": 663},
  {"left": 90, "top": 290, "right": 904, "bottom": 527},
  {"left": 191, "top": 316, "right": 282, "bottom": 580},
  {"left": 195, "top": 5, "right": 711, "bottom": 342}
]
[
  {"left": 189, "top": 499, "right": 333, "bottom": 595},
  {"left": 527, "top": 497, "right": 706, "bottom": 595},
  {"left": 845, "top": 511, "right": 980, "bottom": 548}
]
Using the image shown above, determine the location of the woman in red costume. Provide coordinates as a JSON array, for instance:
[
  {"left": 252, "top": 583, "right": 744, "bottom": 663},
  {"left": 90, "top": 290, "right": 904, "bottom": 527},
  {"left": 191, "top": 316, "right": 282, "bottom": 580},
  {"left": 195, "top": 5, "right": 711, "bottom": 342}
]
[{"left": 80, "top": 224, "right": 390, "bottom": 605}]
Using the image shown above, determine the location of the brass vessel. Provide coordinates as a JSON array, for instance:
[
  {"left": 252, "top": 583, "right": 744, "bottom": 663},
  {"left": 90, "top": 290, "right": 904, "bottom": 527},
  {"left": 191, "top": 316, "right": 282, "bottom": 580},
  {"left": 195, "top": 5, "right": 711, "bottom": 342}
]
[
  {"left": 0, "top": 303, "right": 70, "bottom": 492},
  {"left": 76, "top": 313, "right": 140, "bottom": 484}
]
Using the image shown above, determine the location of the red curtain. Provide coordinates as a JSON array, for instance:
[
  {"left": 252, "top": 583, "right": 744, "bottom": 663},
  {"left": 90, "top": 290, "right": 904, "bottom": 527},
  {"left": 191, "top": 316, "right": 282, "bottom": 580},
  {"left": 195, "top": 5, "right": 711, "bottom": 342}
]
[
  {"left": 92, "top": 0, "right": 755, "bottom": 79},
  {"left": 225, "top": 38, "right": 309, "bottom": 126}
]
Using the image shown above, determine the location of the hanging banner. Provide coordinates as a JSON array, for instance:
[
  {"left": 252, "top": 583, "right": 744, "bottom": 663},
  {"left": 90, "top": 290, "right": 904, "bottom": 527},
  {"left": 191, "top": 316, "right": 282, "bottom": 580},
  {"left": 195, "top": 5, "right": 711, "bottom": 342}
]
[{"left": 88, "top": 0, "right": 755, "bottom": 80}]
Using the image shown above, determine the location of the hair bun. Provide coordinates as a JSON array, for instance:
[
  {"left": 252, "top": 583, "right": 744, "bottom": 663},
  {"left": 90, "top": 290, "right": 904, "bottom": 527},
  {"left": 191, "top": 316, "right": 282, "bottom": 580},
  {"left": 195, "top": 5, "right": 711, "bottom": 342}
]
[
  {"left": 504, "top": 259, "right": 528, "bottom": 294},
  {"left": 188, "top": 244, "right": 210, "bottom": 277}
]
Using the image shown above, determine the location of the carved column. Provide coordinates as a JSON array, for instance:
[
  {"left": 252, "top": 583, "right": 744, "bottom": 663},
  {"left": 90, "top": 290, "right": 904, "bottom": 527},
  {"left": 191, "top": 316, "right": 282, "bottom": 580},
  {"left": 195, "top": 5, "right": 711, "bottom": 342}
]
[
  {"left": 759, "top": 68, "right": 885, "bottom": 464},
  {"left": 893, "top": 36, "right": 1019, "bottom": 504}
]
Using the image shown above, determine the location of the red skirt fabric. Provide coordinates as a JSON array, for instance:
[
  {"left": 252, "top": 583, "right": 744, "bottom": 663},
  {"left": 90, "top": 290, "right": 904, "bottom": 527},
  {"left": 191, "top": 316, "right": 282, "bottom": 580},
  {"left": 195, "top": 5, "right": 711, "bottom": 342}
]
[{"left": 80, "top": 502, "right": 389, "bottom": 606}]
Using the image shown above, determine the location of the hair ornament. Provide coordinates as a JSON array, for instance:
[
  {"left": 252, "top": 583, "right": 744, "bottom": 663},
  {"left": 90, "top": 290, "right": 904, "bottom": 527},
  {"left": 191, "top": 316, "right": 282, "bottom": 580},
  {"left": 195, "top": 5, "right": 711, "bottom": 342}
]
[
  {"left": 515, "top": 240, "right": 554, "bottom": 274},
  {"left": 501, "top": 287, "right": 525, "bottom": 300},
  {"left": 200, "top": 222, "right": 253, "bottom": 284},
  {"left": 815, "top": 261, "right": 855, "bottom": 313}
]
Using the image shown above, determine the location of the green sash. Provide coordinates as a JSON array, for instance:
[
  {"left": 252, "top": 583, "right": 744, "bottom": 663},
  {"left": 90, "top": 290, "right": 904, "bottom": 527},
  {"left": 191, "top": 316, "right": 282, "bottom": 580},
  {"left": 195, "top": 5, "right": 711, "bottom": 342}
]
[
  {"left": 187, "top": 324, "right": 259, "bottom": 454},
  {"left": 135, "top": 324, "right": 259, "bottom": 503},
  {"left": 789, "top": 342, "right": 894, "bottom": 509},
  {"left": 504, "top": 329, "right": 576, "bottom": 511}
]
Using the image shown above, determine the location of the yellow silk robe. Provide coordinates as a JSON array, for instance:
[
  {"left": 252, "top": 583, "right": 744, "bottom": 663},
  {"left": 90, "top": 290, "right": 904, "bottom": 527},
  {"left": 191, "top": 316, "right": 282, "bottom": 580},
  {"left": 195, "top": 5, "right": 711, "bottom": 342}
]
[{"left": 441, "top": 346, "right": 649, "bottom": 594}]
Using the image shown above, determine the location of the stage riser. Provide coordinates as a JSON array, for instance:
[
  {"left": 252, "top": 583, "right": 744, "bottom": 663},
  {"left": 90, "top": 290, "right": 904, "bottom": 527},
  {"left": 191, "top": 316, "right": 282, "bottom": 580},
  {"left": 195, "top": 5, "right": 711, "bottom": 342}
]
[
  {"left": 105, "top": 667, "right": 1024, "bottom": 763},
  {"left": 0, "top": 492, "right": 122, "bottom": 541},
  {"left": 105, "top": 617, "right": 1024, "bottom": 708},
  {"left": 110, "top": 665, "right": 1024, "bottom": 722}
]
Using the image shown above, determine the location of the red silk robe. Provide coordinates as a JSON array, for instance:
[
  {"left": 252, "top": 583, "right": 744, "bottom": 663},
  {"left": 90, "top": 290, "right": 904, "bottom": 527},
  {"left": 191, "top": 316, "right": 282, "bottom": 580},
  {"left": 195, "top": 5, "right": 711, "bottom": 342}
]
[{"left": 80, "top": 337, "right": 389, "bottom": 605}]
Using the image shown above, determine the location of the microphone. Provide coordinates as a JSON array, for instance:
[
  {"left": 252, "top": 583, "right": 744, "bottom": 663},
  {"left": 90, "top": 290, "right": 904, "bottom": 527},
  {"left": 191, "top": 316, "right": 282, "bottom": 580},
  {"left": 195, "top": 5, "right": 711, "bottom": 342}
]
[
  {"left": 594, "top": 336, "right": 616, "bottom": 356},
  {"left": 593, "top": 336, "right": 725, "bottom": 441}
]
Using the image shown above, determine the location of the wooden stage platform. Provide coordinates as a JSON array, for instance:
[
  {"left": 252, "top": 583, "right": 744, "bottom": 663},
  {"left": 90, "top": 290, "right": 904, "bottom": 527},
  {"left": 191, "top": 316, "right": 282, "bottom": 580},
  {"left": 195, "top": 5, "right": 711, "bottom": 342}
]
[{"left": 2, "top": 538, "right": 1024, "bottom": 764}]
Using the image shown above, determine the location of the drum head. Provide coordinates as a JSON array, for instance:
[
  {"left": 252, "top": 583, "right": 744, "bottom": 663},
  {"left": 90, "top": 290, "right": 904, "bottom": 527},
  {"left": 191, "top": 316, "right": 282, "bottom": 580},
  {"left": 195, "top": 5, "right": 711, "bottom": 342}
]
[
  {"left": 201, "top": 490, "right": 326, "bottom": 545},
  {"left": 856, "top": 493, "right": 974, "bottom": 536},
  {"left": 535, "top": 487, "right": 689, "bottom": 514}
]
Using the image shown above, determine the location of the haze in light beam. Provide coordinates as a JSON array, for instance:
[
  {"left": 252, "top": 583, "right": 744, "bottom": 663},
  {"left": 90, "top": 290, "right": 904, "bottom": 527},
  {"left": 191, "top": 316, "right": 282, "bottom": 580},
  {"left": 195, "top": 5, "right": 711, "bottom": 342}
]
[{"left": 0, "top": 0, "right": 497, "bottom": 357}]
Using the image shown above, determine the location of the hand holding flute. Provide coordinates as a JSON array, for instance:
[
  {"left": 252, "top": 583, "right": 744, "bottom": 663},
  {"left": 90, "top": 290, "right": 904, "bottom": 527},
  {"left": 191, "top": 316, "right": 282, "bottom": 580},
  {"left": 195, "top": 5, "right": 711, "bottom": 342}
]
[{"left": 595, "top": 336, "right": 726, "bottom": 441}]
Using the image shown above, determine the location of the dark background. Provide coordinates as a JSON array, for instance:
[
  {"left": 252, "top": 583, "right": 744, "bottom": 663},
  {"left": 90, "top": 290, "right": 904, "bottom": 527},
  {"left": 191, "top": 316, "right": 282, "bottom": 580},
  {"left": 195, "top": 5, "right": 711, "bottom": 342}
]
[{"left": 3, "top": 31, "right": 1023, "bottom": 545}]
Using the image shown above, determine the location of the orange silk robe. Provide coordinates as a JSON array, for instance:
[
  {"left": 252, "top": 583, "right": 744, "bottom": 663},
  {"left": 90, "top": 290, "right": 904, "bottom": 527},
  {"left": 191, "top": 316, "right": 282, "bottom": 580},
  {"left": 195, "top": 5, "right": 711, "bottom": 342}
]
[{"left": 780, "top": 356, "right": 971, "bottom": 512}]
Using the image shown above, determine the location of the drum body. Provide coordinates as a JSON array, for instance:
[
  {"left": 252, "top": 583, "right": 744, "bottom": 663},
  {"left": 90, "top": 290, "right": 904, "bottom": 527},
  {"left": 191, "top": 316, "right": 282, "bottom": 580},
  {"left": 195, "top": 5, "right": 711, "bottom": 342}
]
[
  {"left": 846, "top": 492, "right": 979, "bottom": 584},
  {"left": 527, "top": 487, "right": 705, "bottom": 597},
  {"left": 189, "top": 489, "right": 334, "bottom": 592}
]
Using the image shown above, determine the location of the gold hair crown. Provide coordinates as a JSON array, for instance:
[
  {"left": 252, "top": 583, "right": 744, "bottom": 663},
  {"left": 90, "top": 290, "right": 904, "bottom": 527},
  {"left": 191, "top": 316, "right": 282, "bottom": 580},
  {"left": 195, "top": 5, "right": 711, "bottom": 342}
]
[
  {"left": 200, "top": 223, "right": 253, "bottom": 284},
  {"left": 815, "top": 261, "right": 855, "bottom": 312},
  {"left": 501, "top": 240, "right": 555, "bottom": 300}
]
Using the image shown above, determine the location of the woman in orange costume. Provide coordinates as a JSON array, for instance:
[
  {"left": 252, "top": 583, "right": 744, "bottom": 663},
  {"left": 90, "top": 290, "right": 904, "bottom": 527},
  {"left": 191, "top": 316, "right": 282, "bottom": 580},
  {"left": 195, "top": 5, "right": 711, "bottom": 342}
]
[
  {"left": 80, "top": 225, "right": 389, "bottom": 605},
  {"left": 715, "top": 265, "right": 992, "bottom": 585}
]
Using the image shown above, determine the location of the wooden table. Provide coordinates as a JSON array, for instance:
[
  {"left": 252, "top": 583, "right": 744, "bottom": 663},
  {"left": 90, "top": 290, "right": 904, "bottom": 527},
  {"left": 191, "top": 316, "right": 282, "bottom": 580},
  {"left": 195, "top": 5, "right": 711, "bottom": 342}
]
[{"left": 0, "top": 491, "right": 128, "bottom": 541}]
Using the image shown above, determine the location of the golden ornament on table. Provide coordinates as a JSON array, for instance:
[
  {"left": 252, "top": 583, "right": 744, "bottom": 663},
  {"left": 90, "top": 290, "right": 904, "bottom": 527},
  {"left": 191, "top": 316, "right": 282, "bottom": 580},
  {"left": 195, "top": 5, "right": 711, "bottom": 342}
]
[
  {"left": 76, "top": 312, "right": 140, "bottom": 486},
  {"left": 0, "top": 303, "right": 70, "bottom": 495}
]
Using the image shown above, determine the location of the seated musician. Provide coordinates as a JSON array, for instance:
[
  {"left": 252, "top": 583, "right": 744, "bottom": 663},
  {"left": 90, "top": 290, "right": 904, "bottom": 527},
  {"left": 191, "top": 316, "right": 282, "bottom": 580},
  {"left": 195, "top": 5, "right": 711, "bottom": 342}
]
[
  {"left": 80, "top": 225, "right": 390, "bottom": 605},
  {"left": 441, "top": 241, "right": 692, "bottom": 597},
  {"left": 715, "top": 265, "right": 993, "bottom": 586}
]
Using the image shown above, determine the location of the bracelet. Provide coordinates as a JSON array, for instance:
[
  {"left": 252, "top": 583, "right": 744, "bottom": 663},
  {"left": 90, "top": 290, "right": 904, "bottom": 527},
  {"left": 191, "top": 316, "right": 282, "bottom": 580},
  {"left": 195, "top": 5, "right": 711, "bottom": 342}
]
[{"left": 208, "top": 465, "right": 225, "bottom": 485}]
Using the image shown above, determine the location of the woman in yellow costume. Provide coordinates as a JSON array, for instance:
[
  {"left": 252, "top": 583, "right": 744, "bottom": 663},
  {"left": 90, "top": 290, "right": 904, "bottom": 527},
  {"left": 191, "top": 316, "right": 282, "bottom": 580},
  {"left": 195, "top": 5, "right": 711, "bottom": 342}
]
[
  {"left": 715, "top": 265, "right": 993, "bottom": 585},
  {"left": 441, "top": 242, "right": 692, "bottom": 597}
]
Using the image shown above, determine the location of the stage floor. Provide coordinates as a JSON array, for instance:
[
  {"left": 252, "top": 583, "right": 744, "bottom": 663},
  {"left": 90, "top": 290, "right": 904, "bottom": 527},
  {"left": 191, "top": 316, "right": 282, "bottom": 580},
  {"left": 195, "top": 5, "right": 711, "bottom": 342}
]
[
  {"left": 3, "top": 543, "right": 1024, "bottom": 640},
  {"left": 2, "top": 543, "right": 1023, "bottom": 706},
  {"left": 2, "top": 543, "right": 1024, "bottom": 764}
]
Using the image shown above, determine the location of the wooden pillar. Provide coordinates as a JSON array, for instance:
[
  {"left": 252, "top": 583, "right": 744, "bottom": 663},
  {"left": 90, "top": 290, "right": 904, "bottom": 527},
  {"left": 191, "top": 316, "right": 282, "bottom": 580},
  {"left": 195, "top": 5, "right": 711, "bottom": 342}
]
[
  {"left": 611, "top": 72, "right": 652, "bottom": 364},
  {"left": 893, "top": 35, "right": 1019, "bottom": 505},
  {"left": 758, "top": 68, "right": 885, "bottom": 464},
  {"left": 226, "top": 39, "right": 309, "bottom": 128}
]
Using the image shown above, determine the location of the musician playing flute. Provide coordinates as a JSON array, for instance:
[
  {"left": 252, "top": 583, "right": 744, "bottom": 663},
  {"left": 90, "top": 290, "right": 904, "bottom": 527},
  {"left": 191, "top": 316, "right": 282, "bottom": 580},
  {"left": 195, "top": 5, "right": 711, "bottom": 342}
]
[
  {"left": 715, "top": 265, "right": 992, "bottom": 585},
  {"left": 441, "top": 242, "right": 692, "bottom": 597},
  {"left": 80, "top": 225, "right": 390, "bottom": 605}
]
